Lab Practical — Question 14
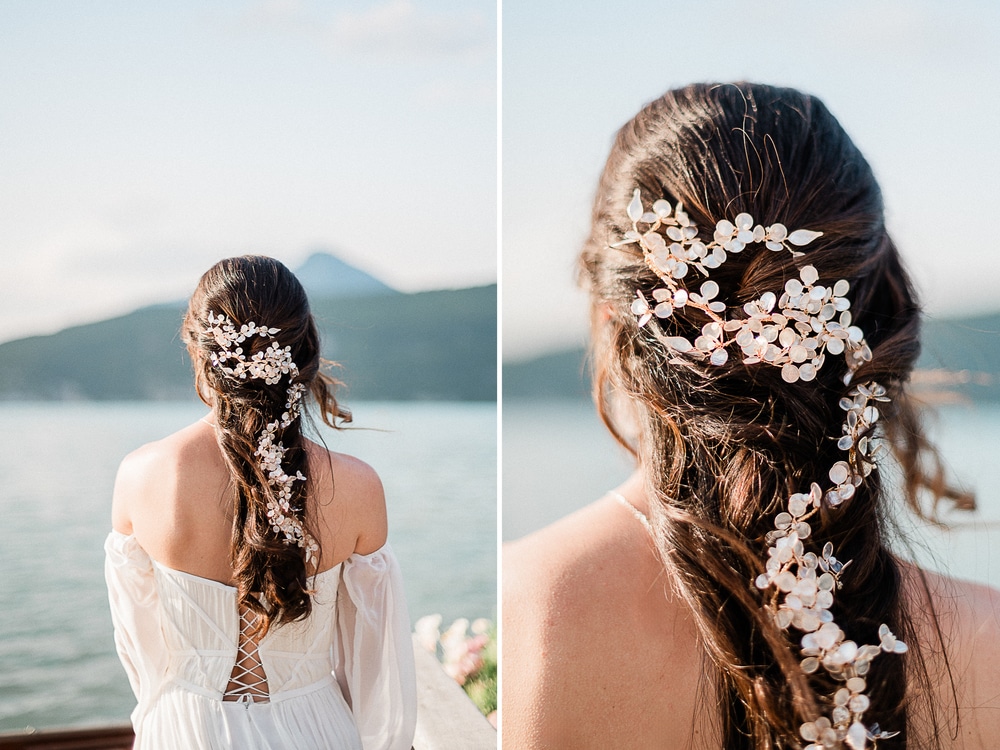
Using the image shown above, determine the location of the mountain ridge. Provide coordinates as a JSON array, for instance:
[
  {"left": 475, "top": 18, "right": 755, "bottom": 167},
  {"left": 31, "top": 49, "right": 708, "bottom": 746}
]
[
  {"left": 295, "top": 251, "right": 397, "bottom": 298},
  {"left": 0, "top": 281, "right": 497, "bottom": 402}
]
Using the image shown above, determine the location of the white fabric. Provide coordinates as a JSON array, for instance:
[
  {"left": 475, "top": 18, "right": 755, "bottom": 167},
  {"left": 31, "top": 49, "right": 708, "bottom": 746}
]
[{"left": 105, "top": 531, "right": 416, "bottom": 750}]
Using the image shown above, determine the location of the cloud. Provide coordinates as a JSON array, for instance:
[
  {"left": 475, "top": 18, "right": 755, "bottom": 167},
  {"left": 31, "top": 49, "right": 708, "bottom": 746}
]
[{"left": 329, "top": 0, "right": 492, "bottom": 61}]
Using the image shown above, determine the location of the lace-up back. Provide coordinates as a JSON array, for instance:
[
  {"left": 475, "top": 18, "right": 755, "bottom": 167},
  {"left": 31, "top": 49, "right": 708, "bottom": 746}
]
[
  {"left": 223, "top": 604, "right": 270, "bottom": 702},
  {"left": 105, "top": 530, "right": 417, "bottom": 750}
]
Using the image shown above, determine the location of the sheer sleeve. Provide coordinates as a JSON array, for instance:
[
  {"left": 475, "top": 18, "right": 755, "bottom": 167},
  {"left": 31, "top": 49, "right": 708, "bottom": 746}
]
[
  {"left": 335, "top": 544, "right": 417, "bottom": 750},
  {"left": 104, "top": 531, "right": 167, "bottom": 723}
]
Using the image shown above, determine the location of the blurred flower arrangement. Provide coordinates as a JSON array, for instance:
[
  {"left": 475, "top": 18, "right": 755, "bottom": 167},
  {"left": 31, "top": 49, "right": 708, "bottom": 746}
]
[{"left": 415, "top": 614, "right": 497, "bottom": 726}]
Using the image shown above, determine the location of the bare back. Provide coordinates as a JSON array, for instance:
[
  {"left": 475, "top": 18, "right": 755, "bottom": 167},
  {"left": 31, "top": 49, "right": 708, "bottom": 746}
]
[
  {"left": 503, "top": 477, "right": 1000, "bottom": 749},
  {"left": 111, "top": 418, "right": 387, "bottom": 585}
]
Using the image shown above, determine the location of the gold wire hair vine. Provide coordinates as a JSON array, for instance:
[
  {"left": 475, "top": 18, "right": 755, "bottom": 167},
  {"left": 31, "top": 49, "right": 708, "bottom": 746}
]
[{"left": 616, "top": 190, "right": 905, "bottom": 750}]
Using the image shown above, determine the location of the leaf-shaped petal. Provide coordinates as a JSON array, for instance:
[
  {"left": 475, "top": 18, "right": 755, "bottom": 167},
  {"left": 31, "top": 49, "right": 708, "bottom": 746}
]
[
  {"left": 627, "top": 189, "right": 644, "bottom": 222},
  {"left": 788, "top": 229, "right": 823, "bottom": 246}
]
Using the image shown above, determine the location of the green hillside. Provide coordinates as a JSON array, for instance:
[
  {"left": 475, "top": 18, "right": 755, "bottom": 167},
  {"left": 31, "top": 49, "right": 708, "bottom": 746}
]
[
  {"left": 504, "top": 311, "right": 1000, "bottom": 402},
  {"left": 503, "top": 348, "right": 591, "bottom": 400},
  {"left": 0, "top": 285, "right": 496, "bottom": 402}
]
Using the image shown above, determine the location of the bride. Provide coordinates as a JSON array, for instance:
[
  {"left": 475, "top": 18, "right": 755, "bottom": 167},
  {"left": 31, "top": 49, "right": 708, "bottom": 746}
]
[
  {"left": 105, "top": 255, "right": 415, "bottom": 749},
  {"left": 504, "top": 83, "right": 1000, "bottom": 748}
]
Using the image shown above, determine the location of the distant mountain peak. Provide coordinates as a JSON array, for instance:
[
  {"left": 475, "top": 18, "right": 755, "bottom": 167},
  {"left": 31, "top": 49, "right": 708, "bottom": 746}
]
[{"left": 295, "top": 251, "right": 396, "bottom": 299}]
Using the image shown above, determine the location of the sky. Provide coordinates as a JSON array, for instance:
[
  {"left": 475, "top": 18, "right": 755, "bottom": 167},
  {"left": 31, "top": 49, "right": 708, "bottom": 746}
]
[
  {"left": 0, "top": 0, "right": 496, "bottom": 344},
  {"left": 503, "top": 0, "right": 1000, "bottom": 360}
]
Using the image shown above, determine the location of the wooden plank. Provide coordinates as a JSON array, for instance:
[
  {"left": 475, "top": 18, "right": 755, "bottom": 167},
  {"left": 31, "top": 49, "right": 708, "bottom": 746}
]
[
  {"left": 0, "top": 725, "right": 133, "bottom": 750},
  {"left": 412, "top": 636, "right": 496, "bottom": 750}
]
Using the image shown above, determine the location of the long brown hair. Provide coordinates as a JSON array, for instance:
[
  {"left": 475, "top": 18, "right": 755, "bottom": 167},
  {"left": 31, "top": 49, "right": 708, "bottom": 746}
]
[
  {"left": 182, "top": 255, "right": 351, "bottom": 635},
  {"left": 579, "top": 83, "right": 969, "bottom": 748}
]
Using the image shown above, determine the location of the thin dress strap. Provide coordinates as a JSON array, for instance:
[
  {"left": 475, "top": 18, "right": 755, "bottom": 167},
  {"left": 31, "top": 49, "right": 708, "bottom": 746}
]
[{"left": 609, "top": 491, "right": 653, "bottom": 535}]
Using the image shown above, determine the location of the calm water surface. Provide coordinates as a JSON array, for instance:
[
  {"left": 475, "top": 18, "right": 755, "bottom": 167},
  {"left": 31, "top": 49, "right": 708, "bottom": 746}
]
[
  {"left": 504, "top": 399, "right": 1000, "bottom": 592},
  {"left": 0, "top": 401, "right": 496, "bottom": 731}
]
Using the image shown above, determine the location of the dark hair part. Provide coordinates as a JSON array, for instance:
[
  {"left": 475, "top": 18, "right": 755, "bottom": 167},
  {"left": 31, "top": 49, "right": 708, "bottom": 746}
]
[
  {"left": 580, "top": 83, "right": 969, "bottom": 748},
  {"left": 181, "top": 255, "right": 351, "bottom": 636}
]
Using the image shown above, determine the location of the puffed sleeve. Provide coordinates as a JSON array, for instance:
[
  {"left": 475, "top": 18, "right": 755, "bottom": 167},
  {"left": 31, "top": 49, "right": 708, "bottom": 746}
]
[
  {"left": 104, "top": 531, "right": 167, "bottom": 724},
  {"left": 334, "top": 544, "right": 417, "bottom": 750}
]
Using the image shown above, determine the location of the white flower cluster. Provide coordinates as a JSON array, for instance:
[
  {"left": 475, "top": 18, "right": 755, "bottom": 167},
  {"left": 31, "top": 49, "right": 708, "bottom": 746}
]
[
  {"left": 620, "top": 190, "right": 873, "bottom": 385},
  {"left": 756, "top": 382, "right": 903, "bottom": 749},
  {"left": 615, "top": 192, "right": 907, "bottom": 748},
  {"left": 207, "top": 311, "right": 318, "bottom": 567},
  {"left": 207, "top": 312, "right": 296, "bottom": 385}
]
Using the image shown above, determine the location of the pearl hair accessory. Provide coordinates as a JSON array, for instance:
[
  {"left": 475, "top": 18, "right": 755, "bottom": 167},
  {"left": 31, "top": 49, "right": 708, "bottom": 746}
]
[
  {"left": 206, "top": 311, "right": 318, "bottom": 568},
  {"left": 615, "top": 191, "right": 905, "bottom": 750}
]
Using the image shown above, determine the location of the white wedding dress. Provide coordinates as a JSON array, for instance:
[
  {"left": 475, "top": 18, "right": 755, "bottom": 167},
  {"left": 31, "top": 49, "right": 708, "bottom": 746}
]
[{"left": 105, "top": 531, "right": 417, "bottom": 750}]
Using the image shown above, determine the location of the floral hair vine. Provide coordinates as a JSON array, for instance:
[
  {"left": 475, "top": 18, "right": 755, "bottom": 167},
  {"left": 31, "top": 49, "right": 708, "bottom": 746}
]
[
  {"left": 615, "top": 190, "right": 905, "bottom": 750},
  {"left": 206, "top": 311, "right": 318, "bottom": 568}
]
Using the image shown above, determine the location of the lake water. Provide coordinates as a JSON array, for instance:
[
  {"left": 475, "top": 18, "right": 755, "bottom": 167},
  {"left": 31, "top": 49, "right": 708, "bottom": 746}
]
[
  {"left": 503, "top": 399, "right": 1000, "bottom": 593},
  {"left": 0, "top": 401, "right": 496, "bottom": 732}
]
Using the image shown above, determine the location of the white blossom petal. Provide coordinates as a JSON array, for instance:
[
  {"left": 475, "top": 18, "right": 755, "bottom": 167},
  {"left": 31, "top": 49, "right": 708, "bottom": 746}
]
[{"left": 788, "top": 229, "right": 823, "bottom": 246}]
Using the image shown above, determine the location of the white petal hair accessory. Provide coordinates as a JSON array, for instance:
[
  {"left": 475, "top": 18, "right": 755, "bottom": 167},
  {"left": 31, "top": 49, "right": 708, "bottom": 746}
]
[
  {"left": 206, "top": 311, "right": 319, "bottom": 568},
  {"left": 616, "top": 189, "right": 873, "bottom": 384},
  {"left": 615, "top": 191, "right": 905, "bottom": 748}
]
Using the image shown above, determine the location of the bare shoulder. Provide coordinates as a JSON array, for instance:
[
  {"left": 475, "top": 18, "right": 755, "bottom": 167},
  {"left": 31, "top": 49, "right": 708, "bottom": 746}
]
[
  {"left": 505, "top": 497, "right": 656, "bottom": 616},
  {"left": 111, "top": 421, "right": 223, "bottom": 537},
  {"left": 111, "top": 440, "right": 160, "bottom": 534},
  {"left": 907, "top": 564, "right": 1000, "bottom": 653},
  {"left": 305, "top": 441, "right": 387, "bottom": 555},
  {"left": 110, "top": 424, "right": 199, "bottom": 533},
  {"left": 503, "top": 497, "right": 689, "bottom": 748},
  {"left": 503, "top": 496, "right": 656, "bottom": 685},
  {"left": 903, "top": 564, "right": 1000, "bottom": 747}
]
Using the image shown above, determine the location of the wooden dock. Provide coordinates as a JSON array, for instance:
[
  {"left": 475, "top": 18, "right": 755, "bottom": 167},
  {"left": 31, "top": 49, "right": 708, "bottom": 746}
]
[{"left": 0, "top": 725, "right": 133, "bottom": 750}]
